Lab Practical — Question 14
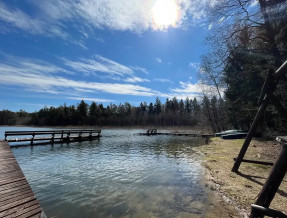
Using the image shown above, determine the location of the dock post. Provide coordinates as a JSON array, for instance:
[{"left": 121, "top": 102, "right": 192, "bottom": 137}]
[
  {"left": 67, "top": 131, "right": 70, "bottom": 142},
  {"left": 61, "top": 130, "right": 64, "bottom": 141},
  {"left": 51, "top": 132, "right": 55, "bottom": 143},
  {"left": 250, "top": 137, "right": 287, "bottom": 217},
  {"left": 79, "top": 131, "right": 82, "bottom": 141},
  {"left": 89, "top": 130, "right": 93, "bottom": 140},
  {"left": 31, "top": 133, "right": 35, "bottom": 145}
]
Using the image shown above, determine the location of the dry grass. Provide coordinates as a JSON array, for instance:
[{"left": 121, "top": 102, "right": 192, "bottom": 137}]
[{"left": 195, "top": 137, "right": 287, "bottom": 216}]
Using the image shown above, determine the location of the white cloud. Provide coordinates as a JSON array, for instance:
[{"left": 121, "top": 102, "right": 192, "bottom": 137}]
[
  {"left": 154, "top": 78, "right": 172, "bottom": 83},
  {"left": 0, "top": 0, "right": 215, "bottom": 39},
  {"left": 130, "top": 66, "right": 149, "bottom": 75},
  {"left": 0, "top": 55, "right": 161, "bottom": 98},
  {"left": 124, "top": 77, "right": 150, "bottom": 83},
  {"left": 171, "top": 81, "right": 224, "bottom": 98},
  {"left": 188, "top": 62, "right": 200, "bottom": 71},
  {"left": 250, "top": 0, "right": 258, "bottom": 7},
  {"left": 208, "top": 22, "right": 213, "bottom": 30},
  {"left": 67, "top": 97, "right": 114, "bottom": 102},
  {"left": 0, "top": 55, "right": 72, "bottom": 75},
  {"left": 155, "top": 58, "right": 162, "bottom": 63},
  {"left": 0, "top": 2, "right": 68, "bottom": 38},
  {"left": 63, "top": 55, "right": 149, "bottom": 82}
]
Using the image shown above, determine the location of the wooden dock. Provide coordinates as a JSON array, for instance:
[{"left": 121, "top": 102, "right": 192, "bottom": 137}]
[
  {"left": 0, "top": 140, "right": 46, "bottom": 218},
  {"left": 137, "top": 129, "right": 213, "bottom": 144},
  {"left": 5, "top": 129, "right": 101, "bottom": 147},
  {"left": 137, "top": 129, "right": 213, "bottom": 137}
]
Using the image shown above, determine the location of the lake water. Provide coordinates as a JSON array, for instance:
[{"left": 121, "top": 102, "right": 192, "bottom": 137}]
[{"left": 1, "top": 127, "right": 218, "bottom": 218}]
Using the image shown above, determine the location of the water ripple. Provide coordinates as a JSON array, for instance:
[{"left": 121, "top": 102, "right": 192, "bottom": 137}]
[{"left": 7, "top": 128, "right": 212, "bottom": 218}]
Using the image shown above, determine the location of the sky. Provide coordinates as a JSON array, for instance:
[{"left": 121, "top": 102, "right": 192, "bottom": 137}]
[{"left": 0, "top": 0, "right": 216, "bottom": 112}]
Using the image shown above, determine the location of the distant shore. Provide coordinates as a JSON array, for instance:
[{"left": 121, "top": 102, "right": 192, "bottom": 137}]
[{"left": 0, "top": 125, "right": 211, "bottom": 132}]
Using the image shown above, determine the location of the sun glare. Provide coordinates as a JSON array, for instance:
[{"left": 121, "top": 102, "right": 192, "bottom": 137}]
[{"left": 152, "top": 0, "right": 179, "bottom": 30}]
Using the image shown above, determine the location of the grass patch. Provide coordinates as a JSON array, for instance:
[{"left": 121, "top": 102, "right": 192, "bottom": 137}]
[{"left": 195, "top": 137, "right": 287, "bottom": 215}]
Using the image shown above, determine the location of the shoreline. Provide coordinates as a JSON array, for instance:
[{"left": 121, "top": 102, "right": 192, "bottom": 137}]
[{"left": 194, "top": 137, "right": 287, "bottom": 217}]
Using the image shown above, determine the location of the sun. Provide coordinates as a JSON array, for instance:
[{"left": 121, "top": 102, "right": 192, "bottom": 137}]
[{"left": 152, "top": 0, "right": 179, "bottom": 30}]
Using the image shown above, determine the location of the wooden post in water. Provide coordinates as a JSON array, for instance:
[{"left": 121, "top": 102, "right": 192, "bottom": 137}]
[
  {"left": 89, "top": 130, "right": 92, "bottom": 140},
  {"left": 61, "top": 130, "right": 64, "bottom": 140},
  {"left": 250, "top": 137, "right": 287, "bottom": 217},
  {"left": 79, "top": 131, "right": 82, "bottom": 140},
  {"left": 31, "top": 132, "right": 35, "bottom": 145},
  {"left": 51, "top": 132, "right": 55, "bottom": 143},
  {"left": 67, "top": 131, "right": 70, "bottom": 142}
]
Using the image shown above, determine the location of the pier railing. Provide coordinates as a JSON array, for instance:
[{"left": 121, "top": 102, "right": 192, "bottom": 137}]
[{"left": 4, "top": 129, "right": 101, "bottom": 146}]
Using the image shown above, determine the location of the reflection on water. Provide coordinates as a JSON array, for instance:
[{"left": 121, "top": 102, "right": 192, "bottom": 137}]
[{"left": 2, "top": 127, "right": 212, "bottom": 217}]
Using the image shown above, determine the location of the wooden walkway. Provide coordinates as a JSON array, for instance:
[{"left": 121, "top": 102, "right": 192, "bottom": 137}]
[
  {"left": 137, "top": 129, "right": 213, "bottom": 137},
  {"left": 0, "top": 141, "right": 46, "bottom": 218},
  {"left": 5, "top": 130, "right": 101, "bottom": 147}
]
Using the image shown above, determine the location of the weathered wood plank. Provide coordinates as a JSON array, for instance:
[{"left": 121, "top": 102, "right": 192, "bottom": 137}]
[
  {"left": 8, "top": 204, "right": 41, "bottom": 218},
  {"left": 0, "top": 200, "right": 39, "bottom": 217},
  {"left": 0, "top": 177, "right": 26, "bottom": 186},
  {"left": 1, "top": 187, "right": 32, "bottom": 202},
  {"left": 16, "top": 207, "right": 43, "bottom": 218},
  {"left": 0, "top": 195, "right": 36, "bottom": 212},
  {"left": 0, "top": 190, "right": 34, "bottom": 206},
  {"left": 0, "top": 183, "right": 30, "bottom": 196},
  {"left": 0, "top": 180, "right": 27, "bottom": 191},
  {"left": 0, "top": 141, "right": 45, "bottom": 217}
]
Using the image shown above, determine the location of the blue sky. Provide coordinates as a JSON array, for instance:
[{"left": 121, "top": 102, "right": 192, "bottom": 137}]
[{"left": 0, "top": 0, "right": 215, "bottom": 112}]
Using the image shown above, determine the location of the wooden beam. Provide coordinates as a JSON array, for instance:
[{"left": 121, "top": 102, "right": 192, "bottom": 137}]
[
  {"left": 232, "top": 95, "right": 270, "bottom": 172},
  {"left": 233, "top": 158, "right": 273, "bottom": 166},
  {"left": 250, "top": 137, "right": 287, "bottom": 217},
  {"left": 274, "top": 60, "right": 287, "bottom": 80},
  {"left": 258, "top": 69, "right": 273, "bottom": 105},
  {"left": 251, "top": 204, "right": 287, "bottom": 218}
]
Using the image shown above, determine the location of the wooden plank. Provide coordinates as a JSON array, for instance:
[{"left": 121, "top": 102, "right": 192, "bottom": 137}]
[
  {"left": 0, "top": 188, "right": 33, "bottom": 203},
  {"left": 0, "top": 183, "right": 30, "bottom": 195},
  {"left": 0, "top": 177, "right": 26, "bottom": 186},
  {"left": 0, "top": 141, "right": 45, "bottom": 217},
  {"left": 0, "top": 192, "right": 35, "bottom": 208},
  {"left": 1, "top": 187, "right": 32, "bottom": 201},
  {"left": 16, "top": 207, "right": 42, "bottom": 218},
  {"left": 0, "top": 200, "right": 39, "bottom": 217},
  {"left": 9, "top": 204, "right": 41, "bottom": 218},
  {"left": 0, "top": 180, "right": 27, "bottom": 191},
  {"left": 0, "top": 195, "right": 36, "bottom": 212},
  {"left": 0, "top": 171, "right": 25, "bottom": 182}
]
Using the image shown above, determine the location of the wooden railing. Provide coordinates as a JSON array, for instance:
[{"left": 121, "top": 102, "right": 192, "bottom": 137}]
[{"left": 4, "top": 129, "right": 101, "bottom": 146}]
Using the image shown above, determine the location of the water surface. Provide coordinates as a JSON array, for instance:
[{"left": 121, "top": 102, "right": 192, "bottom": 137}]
[{"left": 1, "top": 127, "right": 214, "bottom": 217}]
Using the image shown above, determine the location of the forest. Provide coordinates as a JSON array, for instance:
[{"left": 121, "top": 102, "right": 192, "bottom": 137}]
[
  {"left": 1, "top": 0, "right": 286, "bottom": 134},
  {"left": 0, "top": 97, "right": 225, "bottom": 130}
]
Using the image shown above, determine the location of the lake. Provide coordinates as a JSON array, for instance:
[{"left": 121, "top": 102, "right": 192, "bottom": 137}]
[{"left": 1, "top": 127, "right": 219, "bottom": 217}]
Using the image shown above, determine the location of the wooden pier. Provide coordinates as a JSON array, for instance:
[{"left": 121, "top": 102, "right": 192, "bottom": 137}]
[
  {"left": 0, "top": 140, "right": 46, "bottom": 217},
  {"left": 137, "top": 129, "right": 213, "bottom": 137},
  {"left": 5, "top": 129, "right": 101, "bottom": 147},
  {"left": 137, "top": 129, "right": 213, "bottom": 144}
]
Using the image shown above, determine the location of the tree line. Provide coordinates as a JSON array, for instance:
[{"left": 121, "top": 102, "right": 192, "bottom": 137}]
[{"left": 0, "top": 96, "right": 229, "bottom": 132}]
